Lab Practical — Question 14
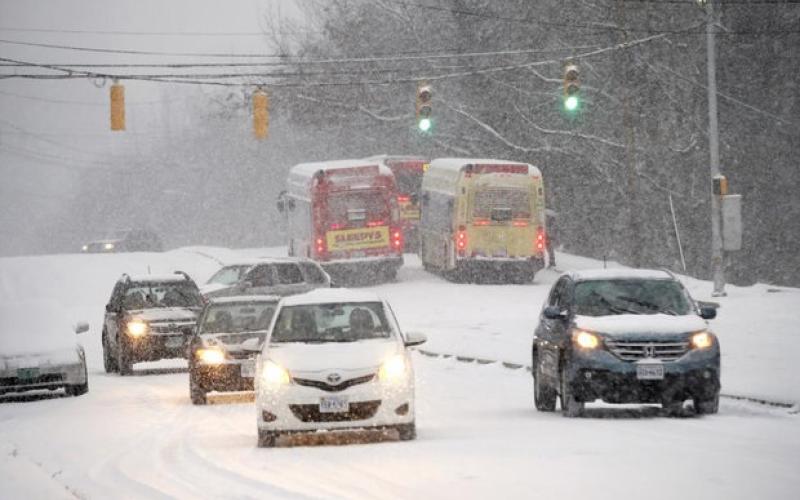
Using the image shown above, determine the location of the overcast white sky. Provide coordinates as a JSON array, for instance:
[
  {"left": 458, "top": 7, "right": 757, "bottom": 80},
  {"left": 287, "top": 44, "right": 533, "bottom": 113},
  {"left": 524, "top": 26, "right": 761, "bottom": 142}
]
[{"left": 0, "top": 0, "right": 305, "bottom": 255}]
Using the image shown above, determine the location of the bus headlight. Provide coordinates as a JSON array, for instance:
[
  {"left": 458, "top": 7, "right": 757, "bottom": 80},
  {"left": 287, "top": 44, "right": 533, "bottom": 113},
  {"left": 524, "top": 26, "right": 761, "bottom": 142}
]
[
  {"left": 262, "top": 360, "right": 290, "bottom": 386},
  {"left": 379, "top": 355, "right": 408, "bottom": 382},
  {"left": 197, "top": 348, "right": 225, "bottom": 365},
  {"left": 690, "top": 331, "right": 714, "bottom": 349},
  {"left": 126, "top": 320, "right": 148, "bottom": 337},
  {"left": 573, "top": 329, "right": 600, "bottom": 350}
]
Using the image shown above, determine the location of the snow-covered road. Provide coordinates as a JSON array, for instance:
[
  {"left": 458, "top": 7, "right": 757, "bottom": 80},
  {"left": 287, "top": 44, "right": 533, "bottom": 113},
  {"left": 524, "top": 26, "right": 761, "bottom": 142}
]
[{"left": 1, "top": 248, "right": 799, "bottom": 499}]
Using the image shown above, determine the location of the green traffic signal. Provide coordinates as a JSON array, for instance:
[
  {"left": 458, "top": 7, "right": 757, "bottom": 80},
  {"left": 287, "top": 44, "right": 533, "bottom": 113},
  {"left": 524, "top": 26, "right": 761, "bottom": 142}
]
[
  {"left": 564, "top": 95, "right": 579, "bottom": 111},
  {"left": 418, "top": 118, "right": 432, "bottom": 132}
]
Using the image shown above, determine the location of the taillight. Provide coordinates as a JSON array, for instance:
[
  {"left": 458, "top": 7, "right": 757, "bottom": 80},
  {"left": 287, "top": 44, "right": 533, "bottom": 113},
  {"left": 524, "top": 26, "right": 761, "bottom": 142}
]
[
  {"left": 391, "top": 228, "right": 403, "bottom": 252},
  {"left": 512, "top": 220, "right": 529, "bottom": 227},
  {"left": 397, "top": 195, "right": 410, "bottom": 203},
  {"left": 535, "top": 227, "right": 546, "bottom": 253},
  {"left": 330, "top": 223, "right": 344, "bottom": 230},
  {"left": 456, "top": 225, "right": 467, "bottom": 256},
  {"left": 473, "top": 218, "right": 490, "bottom": 226},
  {"left": 316, "top": 236, "right": 327, "bottom": 259},
  {"left": 367, "top": 220, "right": 385, "bottom": 227}
]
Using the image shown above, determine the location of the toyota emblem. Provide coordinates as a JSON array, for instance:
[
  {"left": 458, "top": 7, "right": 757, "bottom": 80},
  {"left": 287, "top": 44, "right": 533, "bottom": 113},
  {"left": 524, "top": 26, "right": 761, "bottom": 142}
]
[{"left": 327, "top": 373, "right": 342, "bottom": 384}]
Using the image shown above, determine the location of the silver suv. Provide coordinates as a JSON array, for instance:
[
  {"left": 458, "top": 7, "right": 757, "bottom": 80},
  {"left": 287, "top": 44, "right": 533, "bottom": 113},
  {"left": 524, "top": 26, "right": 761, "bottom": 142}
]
[{"left": 200, "top": 258, "right": 331, "bottom": 299}]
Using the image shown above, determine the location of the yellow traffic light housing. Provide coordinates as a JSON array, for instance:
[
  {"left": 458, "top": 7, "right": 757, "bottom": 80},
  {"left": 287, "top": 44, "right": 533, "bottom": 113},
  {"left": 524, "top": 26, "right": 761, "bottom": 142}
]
[
  {"left": 253, "top": 89, "right": 269, "bottom": 139},
  {"left": 110, "top": 81, "right": 125, "bottom": 131},
  {"left": 416, "top": 83, "right": 432, "bottom": 132}
]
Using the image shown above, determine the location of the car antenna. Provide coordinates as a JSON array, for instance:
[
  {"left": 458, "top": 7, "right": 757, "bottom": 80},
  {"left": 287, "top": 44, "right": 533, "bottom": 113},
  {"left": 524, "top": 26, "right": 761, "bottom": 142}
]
[
  {"left": 603, "top": 255, "right": 607, "bottom": 269},
  {"left": 147, "top": 265, "right": 151, "bottom": 275}
]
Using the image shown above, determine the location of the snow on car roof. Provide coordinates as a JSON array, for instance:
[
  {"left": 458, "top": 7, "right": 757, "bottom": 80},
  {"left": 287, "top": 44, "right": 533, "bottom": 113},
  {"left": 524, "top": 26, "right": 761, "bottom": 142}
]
[
  {"left": 208, "top": 295, "right": 281, "bottom": 305},
  {"left": 124, "top": 273, "right": 192, "bottom": 283},
  {"left": 568, "top": 268, "right": 675, "bottom": 282},
  {"left": 429, "top": 158, "right": 542, "bottom": 176},
  {"left": 279, "top": 288, "right": 384, "bottom": 307}
]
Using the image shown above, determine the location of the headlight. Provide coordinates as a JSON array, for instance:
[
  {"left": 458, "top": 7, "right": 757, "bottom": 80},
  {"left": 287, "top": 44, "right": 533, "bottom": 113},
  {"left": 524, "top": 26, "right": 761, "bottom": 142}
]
[
  {"left": 573, "top": 329, "right": 600, "bottom": 350},
  {"left": 261, "top": 360, "right": 290, "bottom": 386},
  {"left": 81, "top": 245, "right": 88, "bottom": 251},
  {"left": 690, "top": 331, "right": 714, "bottom": 349},
  {"left": 126, "top": 321, "right": 148, "bottom": 337},
  {"left": 196, "top": 347, "right": 225, "bottom": 364},
  {"left": 378, "top": 354, "right": 408, "bottom": 382},
  {"left": 104, "top": 242, "right": 115, "bottom": 250}
]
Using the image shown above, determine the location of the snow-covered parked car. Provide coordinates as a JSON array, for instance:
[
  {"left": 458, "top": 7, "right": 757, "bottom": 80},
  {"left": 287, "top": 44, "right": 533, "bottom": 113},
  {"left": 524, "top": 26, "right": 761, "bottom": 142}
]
[
  {"left": 0, "top": 302, "right": 89, "bottom": 398},
  {"left": 253, "top": 288, "right": 427, "bottom": 447},
  {"left": 532, "top": 269, "right": 720, "bottom": 417},
  {"left": 200, "top": 258, "right": 331, "bottom": 299},
  {"left": 102, "top": 272, "right": 203, "bottom": 375},
  {"left": 188, "top": 296, "right": 280, "bottom": 405}
]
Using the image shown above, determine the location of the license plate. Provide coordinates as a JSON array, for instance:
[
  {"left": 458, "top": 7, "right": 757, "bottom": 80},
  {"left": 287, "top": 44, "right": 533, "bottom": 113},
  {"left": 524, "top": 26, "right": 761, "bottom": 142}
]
[
  {"left": 17, "top": 367, "right": 39, "bottom": 380},
  {"left": 240, "top": 359, "right": 256, "bottom": 378},
  {"left": 164, "top": 336, "right": 184, "bottom": 349},
  {"left": 319, "top": 396, "right": 349, "bottom": 413},
  {"left": 636, "top": 363, "right": 665, "bottom": 380}
]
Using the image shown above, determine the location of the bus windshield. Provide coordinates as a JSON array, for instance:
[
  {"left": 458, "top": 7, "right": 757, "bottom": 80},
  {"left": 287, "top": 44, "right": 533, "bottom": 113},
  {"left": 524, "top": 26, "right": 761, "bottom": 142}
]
[
  {"left": 473, "top": 188, "right": 531, "bottom": 220},
  {"left": 326, "top": 191, "right": 390, "bottom": 225}
]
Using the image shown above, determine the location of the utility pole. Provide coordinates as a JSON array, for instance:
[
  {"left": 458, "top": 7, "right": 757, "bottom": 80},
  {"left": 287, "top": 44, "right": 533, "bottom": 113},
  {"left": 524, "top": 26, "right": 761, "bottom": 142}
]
[{"left": 705, "top": 0, "right": 726, "bottom": 296}]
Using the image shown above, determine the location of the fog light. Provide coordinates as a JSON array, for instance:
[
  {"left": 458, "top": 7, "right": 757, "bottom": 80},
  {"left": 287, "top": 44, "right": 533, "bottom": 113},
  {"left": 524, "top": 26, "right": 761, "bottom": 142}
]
[
  {"left": 584, "top": 371, "right": 593, "bottom": 380},
  {"left": 703, "top": 370, "right": 711, "bottom": 379},
  {"left": 262, "top": 410, "right": 277, "bottom": 422},
  {"left": 395, "top": 403, "right": 410, "bottom": 416}
]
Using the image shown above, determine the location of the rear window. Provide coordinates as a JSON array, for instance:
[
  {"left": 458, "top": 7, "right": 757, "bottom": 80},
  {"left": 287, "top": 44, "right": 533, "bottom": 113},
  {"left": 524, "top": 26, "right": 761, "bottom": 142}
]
[
  {"left": 299, "top": 262, "right": 329, "bottom": 284},
  {"left": 275, "top": 263, "right": 305, "bottom": 285},
  {"left": 326, "top": 191, "right": 389, "bottom": 225},
  {"left": 473, "top": 188, "right": 531, "bottom": 220}
]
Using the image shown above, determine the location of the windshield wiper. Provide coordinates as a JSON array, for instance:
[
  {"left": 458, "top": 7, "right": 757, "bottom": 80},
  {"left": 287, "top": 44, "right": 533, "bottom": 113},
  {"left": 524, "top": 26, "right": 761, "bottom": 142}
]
[
  {"left": 616, "top": 295, "right": 676, "bottom": 314},
  {"left": 588, "top": 291, "right": 641, "bottom": 315}
]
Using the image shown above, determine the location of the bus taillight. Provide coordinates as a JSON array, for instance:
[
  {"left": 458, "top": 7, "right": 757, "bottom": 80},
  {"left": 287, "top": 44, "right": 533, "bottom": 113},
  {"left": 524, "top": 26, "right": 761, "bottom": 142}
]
[
  {"left": 391, "top": 228, "right": 404, "bottom": 252},
  {"left": 397, "top": 194, "right": 411, "bottom": 203},
  {"left": 316, "top": 237, "right": 328, "bottom": 259},
  {"left": 456, "top": 225, "right": 468, "bottom": 256},
  {"left": 367, "top": 220, "right": 386, "bottom": 227},
  {"left": 535, "top": 227, "right": 546, "bottom": 252}
]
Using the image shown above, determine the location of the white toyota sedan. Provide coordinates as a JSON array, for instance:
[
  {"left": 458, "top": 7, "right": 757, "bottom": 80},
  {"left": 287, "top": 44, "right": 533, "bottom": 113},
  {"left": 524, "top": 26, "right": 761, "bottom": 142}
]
[{"left": 252, "top": 288, "right": 426, "bottom": 447}]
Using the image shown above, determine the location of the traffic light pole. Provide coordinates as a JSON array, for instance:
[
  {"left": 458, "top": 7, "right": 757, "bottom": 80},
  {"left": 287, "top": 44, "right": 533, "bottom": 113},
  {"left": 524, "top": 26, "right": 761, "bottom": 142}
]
[{"left": 705, "top": 0, "right": 726, "bottom": 296}]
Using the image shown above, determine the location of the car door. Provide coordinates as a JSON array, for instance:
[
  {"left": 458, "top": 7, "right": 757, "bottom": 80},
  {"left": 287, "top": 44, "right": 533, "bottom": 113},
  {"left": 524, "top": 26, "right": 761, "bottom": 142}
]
[
  {"left": 273, "top": 262, "right": 310, "bottom": 295},
  {"left": 536, "top": 277, "right": 572, "bottom": 383}
]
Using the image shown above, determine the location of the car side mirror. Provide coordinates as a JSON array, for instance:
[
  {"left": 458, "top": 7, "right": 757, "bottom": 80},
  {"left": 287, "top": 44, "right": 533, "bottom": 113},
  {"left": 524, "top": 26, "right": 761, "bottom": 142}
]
[
  {"left": 699, "top": 306, "right": 717, "bottom": 320},
  {"left": 241, "top": 337, "right": 262, "bottom": 352},
  {"left": 74, "top": 321, "right": 90, "bottom": 335},
  {"left": 404, "top": 331, "right": 427, "bottom": 348},
  {"left": 543, "top": 306, "right": 567, "bottom": 320}
]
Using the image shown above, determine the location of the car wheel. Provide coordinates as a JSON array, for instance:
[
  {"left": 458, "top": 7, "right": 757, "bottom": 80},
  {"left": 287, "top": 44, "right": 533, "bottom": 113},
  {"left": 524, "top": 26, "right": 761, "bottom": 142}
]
[
  {"left": 102, "top": 329, "right": 118, "bottom": 373},
  {"left": 560, "top": 364, "right": 584, "bottom": 418},
  {"left": 117, "top": 338, "right": 133, "bottom": 376},
  {"left": 694, "top": 393, "right": 720, "bottom": 415},
  {"left": 662, "top": 400, "right": 684, "bottom": 417},
  {"left": 534, "top": 358, "right": 557, "bottom": 412},
  {"left": 257, "top": 429, "right": 279, "bottom": 448},
  {"left": 189, "top": 366, "right": 207, "bottom": 405},
  {"left": 396, "top": 422, "right": 417, "bottom": 441}
]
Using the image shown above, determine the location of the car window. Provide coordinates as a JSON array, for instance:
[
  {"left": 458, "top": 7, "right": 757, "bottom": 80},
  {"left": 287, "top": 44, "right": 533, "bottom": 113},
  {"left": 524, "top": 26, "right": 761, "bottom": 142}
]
[
  {"left": 122, "top": 282, "right": 202, "bottom": 309},
  {"left": 299, "top": 262, "right": 329, "bottom": 284},
  {"left": 200, "top": 302, "right": 277, "bottom": 336},
  {"left": 548, "top": 278, "right": 568, "bottom": 308},
  {"left": 271, "top": 302, "right": 391, "bottom": 343},
  {"left": 246, "top": 265, "right": 275, "bottom": 287},
  {"left": 208, "top": 265, "right": 247, "bottom": 286},
  {"left": 274, "top": 263, "right": 305, "bottom": 285},
  {"left": 573, "top": 279, "right": 693, "bottom": 317}
]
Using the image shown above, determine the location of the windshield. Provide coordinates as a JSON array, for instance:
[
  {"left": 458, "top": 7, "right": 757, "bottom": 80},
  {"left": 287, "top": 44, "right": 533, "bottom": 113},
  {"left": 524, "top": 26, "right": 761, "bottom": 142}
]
[
  {"left": 393, "top": 170, "right": 422, "bottom": 197},
  {"left": 473, "top": 188, "right": 531, "bottom": 221},
  {"left": 200, "top": 302, "right": 277, "bottom": 336},
  {"left": 271, "top": 302, "right": 392, "bottom": 343},
  {"left": 207, "top": 265, "right": 250, "bottom": 286},
  {"left": 326, "top": 191, "right": 390, "bottom": 225},
  {"left": 122, "top": 282, "right": 203, "bottom": 309},
  {"left": 573, "top": 279, "right": 693, "bottom": 317}
]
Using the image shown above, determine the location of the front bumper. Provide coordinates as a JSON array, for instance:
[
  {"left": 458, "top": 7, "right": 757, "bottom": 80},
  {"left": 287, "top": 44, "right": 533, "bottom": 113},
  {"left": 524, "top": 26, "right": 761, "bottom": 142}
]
[
  {"left": 566, "top": 347, "right": 720, "bottom": 404},
  {"left": 455, "top": 256, "right": 544, "bottom": 282},
  {"left": 194, "top": 360, "right": 254, "bottom": 392},
  {"left": 256, "top": 375, "right": 414, "bottom": 433},
  {"left": 0, "top": 361, "right": 86, "bottom": 395},
  {"left": 127, "top": 334, "right": 189, "bottom": 362}
]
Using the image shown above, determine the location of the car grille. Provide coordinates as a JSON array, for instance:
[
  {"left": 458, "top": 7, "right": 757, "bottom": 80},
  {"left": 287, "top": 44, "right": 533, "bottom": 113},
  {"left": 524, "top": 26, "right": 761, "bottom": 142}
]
[
  {"left": 149, "top": 321, "right": 195, "bottom": 334},
  {"left": 293, "top": 374, "right": 375, "bottom": 393},
  {"left": 1, "top": 373, "right": 63, "bottom": 387},
  {"left": 289, "top": 400, "right": 381, "bottom": 422},
  {"left": 604, "top": 339, "right": 690, "bottom": 362},
  {"left": 226, "top": 350, "right": 255, "bottom": 361}
]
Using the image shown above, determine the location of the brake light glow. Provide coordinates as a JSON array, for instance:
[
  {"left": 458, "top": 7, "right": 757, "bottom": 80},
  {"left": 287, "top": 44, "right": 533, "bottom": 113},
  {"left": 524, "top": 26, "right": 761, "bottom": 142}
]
[
  {"left": 456, "top": 225, "right": 467, "bottom": 256},
  {"left": 397, "top": 195, "right": 410, "bottom": 203},
  {"left": 535, "top": 227, "right": 546, "bottom": 252},
  {"left": 367, "top": 220, "right": 385, "bottom": 227},
  {"left": 390, "top": 228, "right": 404, "bottom": 252},
  {"left": 330, "top": 223, "right": 344, "bottom": 230},
  {"left": 512, "top": 220, "right": 529, "bottom": 227},
  {"left": 316, "top": 237, "right": 327, "bottom": 257},
  {"left": 473, "top": 218, "right": 491, "bottom": 226}
]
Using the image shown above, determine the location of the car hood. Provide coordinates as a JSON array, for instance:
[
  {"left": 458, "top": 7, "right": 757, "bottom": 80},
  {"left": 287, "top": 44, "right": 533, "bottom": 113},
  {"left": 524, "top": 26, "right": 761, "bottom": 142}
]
[
  {"left": 0, "top": 346, "right": 80, "bottom": 370},
  {"left": 575, "top": 314, "right": 708, "bottom": 341},
  {"left": 127, "top": 307, "right": 198, "bottom": 323},
  {"left": 198, "top": 283, "right": 231, "bottom": 296},
  {"left": 265, "top": 338, "right": 400, "bottom": 373}
]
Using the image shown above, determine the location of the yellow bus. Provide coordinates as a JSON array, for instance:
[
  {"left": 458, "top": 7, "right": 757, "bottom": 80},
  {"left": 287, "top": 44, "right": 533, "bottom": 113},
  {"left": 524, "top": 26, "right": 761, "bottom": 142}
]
[{"left": 419, "top": 158, "right": 546, "bottom": 283}]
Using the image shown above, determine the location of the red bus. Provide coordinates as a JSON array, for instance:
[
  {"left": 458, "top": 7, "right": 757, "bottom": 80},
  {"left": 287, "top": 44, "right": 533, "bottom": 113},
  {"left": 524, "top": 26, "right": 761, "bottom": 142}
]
[
  {"left": 366, "top": 155, "right": 427, "bottom": 251},
  {"left": 279, "top": 159, "right": 404, "bottom": 285}
]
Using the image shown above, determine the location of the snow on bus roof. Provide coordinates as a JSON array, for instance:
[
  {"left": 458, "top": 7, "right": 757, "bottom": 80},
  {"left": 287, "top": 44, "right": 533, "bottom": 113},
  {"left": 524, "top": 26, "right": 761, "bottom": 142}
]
[
  {"left": 429, "top": 158, "right": 542, "bottom": 176},
  {"left": 279, "top": 288, "right": 384, "bottom": 307},
  {"left": 567, "top": 268, "right": 675, "bottom": 282},
  {"left": 289, "top": 159, "right": 393, "bottom": 180}
]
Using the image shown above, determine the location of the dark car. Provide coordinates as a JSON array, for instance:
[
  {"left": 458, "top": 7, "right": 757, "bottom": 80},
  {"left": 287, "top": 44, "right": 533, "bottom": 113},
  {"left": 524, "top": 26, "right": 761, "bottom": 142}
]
[
  {"left": 102, "top": 272, "right": 203, "bottom": 375},
  {"left": 82, "top": 229, "right": 163, "bottom": 253},
  {"left": 188, "top": 296, "right": 279, "bottom": 405},
  {"left": 199, "top": 258, "right": 331, "bottom": 299},
  {"left": 532, "top": 269, "right": 720, "bottom": 417}
]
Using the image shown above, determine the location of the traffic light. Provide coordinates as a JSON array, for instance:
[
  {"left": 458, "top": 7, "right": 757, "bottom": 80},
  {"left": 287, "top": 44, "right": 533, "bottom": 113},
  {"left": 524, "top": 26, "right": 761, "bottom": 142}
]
[
  {"left": 253, "top": 88, "right": 269, "bottom": 139},
  {"left": 110, "top": 81, "right": 125, "bottom": 131},
  {"left": 416, "top": 83, "right": 432, "bottom": 132},
  {"left": 563, "top": 63, "right": 580, "bottom": 113}
]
